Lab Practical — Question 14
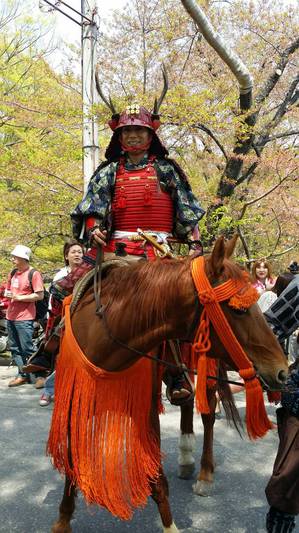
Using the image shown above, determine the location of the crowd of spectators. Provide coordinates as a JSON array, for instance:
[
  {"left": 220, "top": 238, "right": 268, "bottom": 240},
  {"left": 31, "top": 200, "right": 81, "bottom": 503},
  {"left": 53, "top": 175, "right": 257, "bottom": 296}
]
[{"left": 0, "top": 240, "right": 84, "bottom": 405}]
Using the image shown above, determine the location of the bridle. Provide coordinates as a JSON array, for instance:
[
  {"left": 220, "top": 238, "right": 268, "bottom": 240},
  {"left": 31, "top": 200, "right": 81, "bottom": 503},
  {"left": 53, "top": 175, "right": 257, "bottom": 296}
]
[
  {"left": 91, "top": 251, "right": 278, "bottom": 437},
  {"left": 93, "top": 251, "right": 257, "bottom": 389}
]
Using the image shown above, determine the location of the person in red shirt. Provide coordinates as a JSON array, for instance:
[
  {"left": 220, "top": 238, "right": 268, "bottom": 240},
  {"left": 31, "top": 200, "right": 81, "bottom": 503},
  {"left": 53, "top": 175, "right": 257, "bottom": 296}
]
[{"left": 6, "top": 245, "right": 44, "bottom": 387}]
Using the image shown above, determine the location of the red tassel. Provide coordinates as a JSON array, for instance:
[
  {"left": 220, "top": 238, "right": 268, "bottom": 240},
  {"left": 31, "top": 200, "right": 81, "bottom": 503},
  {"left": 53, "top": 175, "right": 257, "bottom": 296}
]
[
  {"left": 118, "top": 186, "right": 126, "bottom": 208},
  {"left": 239, "top": 369, "right": 274, "bottom": 439},
  {"left": 143, "top": 184, "right": 152, "bottom": 205},
  {"left": 267, "top": 391, "right": 281, "bottom": 404},
  {"left": 194, "top": 352, "right": 210, "bottom": 414}
]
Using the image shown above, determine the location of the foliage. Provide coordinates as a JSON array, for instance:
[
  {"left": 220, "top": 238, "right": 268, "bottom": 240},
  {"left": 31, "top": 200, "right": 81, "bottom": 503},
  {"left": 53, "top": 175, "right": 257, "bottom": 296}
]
[
  {"left": 98, "top": 0, "right": 298, "bottom": 272},
  {"left": 0, "top": 0, "right": 298, "bottom": 280},
  {"left": 0, "top": 0, "right": 83, "bottom": 279}
]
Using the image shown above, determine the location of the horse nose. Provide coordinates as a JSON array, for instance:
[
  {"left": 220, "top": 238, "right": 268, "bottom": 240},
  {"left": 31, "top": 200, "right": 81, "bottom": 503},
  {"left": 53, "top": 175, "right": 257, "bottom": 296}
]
[{"left": 277, "top": 369, "right": 288, "bottom": 383}]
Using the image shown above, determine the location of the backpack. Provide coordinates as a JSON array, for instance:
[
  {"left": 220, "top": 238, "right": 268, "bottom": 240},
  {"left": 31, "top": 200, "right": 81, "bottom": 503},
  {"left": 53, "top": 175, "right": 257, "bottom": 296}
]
[{"left": 10, "top": 268, "right": 49, "bottom": 321}]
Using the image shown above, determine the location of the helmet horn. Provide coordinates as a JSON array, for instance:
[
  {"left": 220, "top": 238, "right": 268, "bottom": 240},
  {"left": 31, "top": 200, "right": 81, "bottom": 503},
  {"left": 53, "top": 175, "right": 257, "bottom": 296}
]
[
  {"left": 95, "top": 65, "right": 117, "bottom": 115},
  {"left": 153, "top": 63, "right": 169, "bottom": 115}
]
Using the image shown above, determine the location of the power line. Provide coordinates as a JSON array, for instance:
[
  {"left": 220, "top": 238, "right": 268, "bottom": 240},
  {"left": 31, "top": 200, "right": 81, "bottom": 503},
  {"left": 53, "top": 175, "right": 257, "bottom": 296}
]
[
  {"left": 39, "top": 0, "right": 94, "bottom": 26},
  {"left": 58, "top": 0, "right": 91, "bottom": 21}
]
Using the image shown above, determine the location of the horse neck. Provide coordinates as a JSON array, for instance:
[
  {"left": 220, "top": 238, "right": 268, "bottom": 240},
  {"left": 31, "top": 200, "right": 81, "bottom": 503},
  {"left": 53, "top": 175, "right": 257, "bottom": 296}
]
[
  {"left": 74, "top": 261, "right": 198, "bottom": 371},
  {"left": 124, "top": 265, "right": 197, "bottom": 348}
]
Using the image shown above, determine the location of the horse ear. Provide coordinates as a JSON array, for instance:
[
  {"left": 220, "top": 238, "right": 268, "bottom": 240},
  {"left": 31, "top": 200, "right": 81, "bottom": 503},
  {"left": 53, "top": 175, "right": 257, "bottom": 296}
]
[
  {"left": 210, "top": 236, "right": 226, "bottom": 276},
  {"left": 225, "top": 234, "right": 238, "bottom": 259}
]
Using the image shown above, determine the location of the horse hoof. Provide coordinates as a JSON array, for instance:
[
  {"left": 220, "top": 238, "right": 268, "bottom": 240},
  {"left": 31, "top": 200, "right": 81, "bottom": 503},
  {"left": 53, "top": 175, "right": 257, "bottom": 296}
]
[
  {"left": 52, "top": 522, "right": 72, "bottom": 533},
  {"left": 178, "top": 463, "right": 195, "bottom": 479},
  {"left": 192, "top": 479, "right": 212, "bottom": 496},
  {"left": 163, "top": 522, "right": 180, "bottom": 532}
]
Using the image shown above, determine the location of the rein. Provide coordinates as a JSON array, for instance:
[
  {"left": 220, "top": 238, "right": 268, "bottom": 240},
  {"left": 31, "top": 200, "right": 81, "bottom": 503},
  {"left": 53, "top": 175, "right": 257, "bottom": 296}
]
[
  {"left": 91, "top": 252, "right": 276, "bottom": 438},
  {"left": 94, "top": 247, "right": 105, "bottom": 317},
  {"left": 99, "top": 307, "right": 244, "bottom": 387}
]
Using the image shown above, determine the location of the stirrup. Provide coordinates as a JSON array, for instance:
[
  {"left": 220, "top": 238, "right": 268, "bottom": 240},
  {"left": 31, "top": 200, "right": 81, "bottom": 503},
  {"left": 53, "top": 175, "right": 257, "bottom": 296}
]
[
  {"left": 166, "top": 367, "right": 195, "bottom": 406},
  {"left": 23, "top": 334, "right": 60, "bottom": 373}
]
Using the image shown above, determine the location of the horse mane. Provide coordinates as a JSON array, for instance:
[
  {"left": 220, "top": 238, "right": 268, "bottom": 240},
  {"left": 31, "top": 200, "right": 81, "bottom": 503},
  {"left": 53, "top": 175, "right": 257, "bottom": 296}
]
[
  {"left": 103, "top": 258, "right": 192, "bottom": 335},
  {"left": 102, "top": 254, "right": 245, "bottom": 337}
]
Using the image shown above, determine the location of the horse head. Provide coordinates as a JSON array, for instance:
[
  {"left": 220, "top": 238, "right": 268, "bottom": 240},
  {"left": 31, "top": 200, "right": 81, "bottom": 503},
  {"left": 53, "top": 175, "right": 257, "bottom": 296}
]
[{"left": 201, "top": 236, "right": 288, "bottom": 391}]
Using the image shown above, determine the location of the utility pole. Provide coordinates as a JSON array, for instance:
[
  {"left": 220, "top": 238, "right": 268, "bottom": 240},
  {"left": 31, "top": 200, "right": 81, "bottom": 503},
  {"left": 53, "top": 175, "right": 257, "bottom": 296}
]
[
  {"left": 81, "top": 0, "right": 99, "bottom": 193},
  {"left": 39, "top": 0, "right": 100, "bottom": 193}
]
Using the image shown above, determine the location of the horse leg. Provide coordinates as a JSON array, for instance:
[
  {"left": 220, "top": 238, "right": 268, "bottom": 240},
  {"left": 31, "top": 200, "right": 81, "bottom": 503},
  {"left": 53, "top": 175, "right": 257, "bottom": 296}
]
[
  {"left": 52, "top": 476, "right": 76, "bottom": 533},
  {"left": 193, "top": 389, "right": 217, "bottom": 496},
  {"left": 150, "top": 467, "right": 180, "bottom": 533},
  {"left": 151, "top": 362, "right": 179, "bottom": 532},
  {"left": 178, "top": 399, "right": 196, "bottom": 479}
]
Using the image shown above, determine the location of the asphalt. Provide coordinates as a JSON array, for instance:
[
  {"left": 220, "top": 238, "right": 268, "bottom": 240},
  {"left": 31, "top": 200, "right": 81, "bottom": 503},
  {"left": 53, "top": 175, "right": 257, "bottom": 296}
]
[{"left": 0, "top": 363, "right": 297, "bottom": 533}]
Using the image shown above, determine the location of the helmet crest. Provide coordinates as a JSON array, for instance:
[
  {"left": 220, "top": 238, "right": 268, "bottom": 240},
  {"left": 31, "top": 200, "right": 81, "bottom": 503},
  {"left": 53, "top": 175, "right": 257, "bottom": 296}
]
[
  {"left": 108, "top": 104, "right": 160, "bottom": 132},
  {"left": 96, "top": 64, "right": 168, "bottom": 133}
]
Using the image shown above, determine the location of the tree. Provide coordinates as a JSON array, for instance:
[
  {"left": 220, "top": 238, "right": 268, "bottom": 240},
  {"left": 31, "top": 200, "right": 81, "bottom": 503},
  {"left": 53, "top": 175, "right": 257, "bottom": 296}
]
[
  {"left": 0, "top": 0, "right": 298, "bottom": 277},
  {"left": 97, "top": 0, "right": 298, "bottom": 267},
  {"left": 0, "top": 1, "right": 83, "bottom": 278}
]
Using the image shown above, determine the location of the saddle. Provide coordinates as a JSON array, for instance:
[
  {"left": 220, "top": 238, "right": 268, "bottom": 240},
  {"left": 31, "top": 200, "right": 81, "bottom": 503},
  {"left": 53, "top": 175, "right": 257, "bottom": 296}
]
[
  {"left": 23, "top": 257, "right": 131, "bottom": 374},
  {"left": 70, "top": 257, "right": 130, "bottom": 315}
]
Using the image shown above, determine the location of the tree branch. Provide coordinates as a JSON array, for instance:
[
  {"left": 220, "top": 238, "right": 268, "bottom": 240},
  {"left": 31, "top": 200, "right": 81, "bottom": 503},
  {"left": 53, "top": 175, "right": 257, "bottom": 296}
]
[
  {"left": 34, "top": 168, "right": 82, "bottom": 192},
  {"left": 238, "top": 174, "right": 290, "bottom": 220},
  {"left": 256, "top": 73, "right": 299, "bottom": 148},
  {"left": 255, "top": 36, "right": 299, "bottom": 106},
  {"left": 237, "top": 226, "right": 250, "bottom": 260},
  {"left": 167, "top": 120, "right": 227, "bottom": 158},
  {"left": 269, "top": 209, "right": 282, "bottom": 255},
  {"left": 268, "top": 242, "right": 299, "bottom": 260},
  {"left": 217, "top": 36, "right": 299, "bottom": 199},
  {"left": 260, "top": 129, "right": 299, "bottom": 144}
]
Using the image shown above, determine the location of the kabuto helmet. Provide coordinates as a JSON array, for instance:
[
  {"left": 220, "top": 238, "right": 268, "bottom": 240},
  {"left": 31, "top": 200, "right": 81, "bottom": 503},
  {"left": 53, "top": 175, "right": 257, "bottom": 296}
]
[
  {"left": 109, "top": 104, "right": 161, "bottom": 132},
  {"left": 95, "top": 65, "right": 169, "bottom": 159}
]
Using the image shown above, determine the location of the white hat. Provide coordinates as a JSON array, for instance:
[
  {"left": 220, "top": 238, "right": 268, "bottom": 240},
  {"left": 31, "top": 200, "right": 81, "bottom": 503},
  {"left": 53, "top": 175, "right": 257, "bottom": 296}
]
[{"left": 11, "top": 245, "right": 32, "bottom": 261}]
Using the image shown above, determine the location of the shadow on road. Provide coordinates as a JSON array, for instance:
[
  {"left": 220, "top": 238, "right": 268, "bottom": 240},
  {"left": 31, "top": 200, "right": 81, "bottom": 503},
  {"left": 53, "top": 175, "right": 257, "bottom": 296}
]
[{"left": 0, "top": 367, "right": 287, "bottom": 533}]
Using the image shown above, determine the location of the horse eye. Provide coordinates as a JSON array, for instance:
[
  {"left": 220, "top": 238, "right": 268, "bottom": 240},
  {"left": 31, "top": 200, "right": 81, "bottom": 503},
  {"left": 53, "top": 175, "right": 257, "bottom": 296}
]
[{"left": 232, "top": 308, "right": 248, "bottom": 315}]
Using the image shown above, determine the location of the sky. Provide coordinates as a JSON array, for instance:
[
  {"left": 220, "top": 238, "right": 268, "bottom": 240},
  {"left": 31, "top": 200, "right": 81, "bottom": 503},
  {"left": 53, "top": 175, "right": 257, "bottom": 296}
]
[
  {"left": 37, "top": 0, "right": 127, "bottom": 70},
  {"left": 49, "top": 0, "right": 126, "bottom": 43}
]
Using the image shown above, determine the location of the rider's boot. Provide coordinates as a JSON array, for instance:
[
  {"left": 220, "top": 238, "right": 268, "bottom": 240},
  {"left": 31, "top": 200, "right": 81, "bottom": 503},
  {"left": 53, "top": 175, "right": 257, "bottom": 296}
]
[
  {"left": 23, "top": 332, "right": 60, "bottom": 373},
  {"left": 266, "top": 507, "right": 296, "bottom": 533},
  {"left": 166, "top": 370, "right": 194, "bottom": 406},
  {"left": 163, "top": 342, "right": 194, "bottom": 406}
]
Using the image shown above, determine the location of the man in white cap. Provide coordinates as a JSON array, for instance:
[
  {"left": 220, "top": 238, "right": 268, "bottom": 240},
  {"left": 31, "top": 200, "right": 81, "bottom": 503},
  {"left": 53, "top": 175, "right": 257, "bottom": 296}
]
[{"left": 5, "top": 245, "right": 44, "bottom": 387}]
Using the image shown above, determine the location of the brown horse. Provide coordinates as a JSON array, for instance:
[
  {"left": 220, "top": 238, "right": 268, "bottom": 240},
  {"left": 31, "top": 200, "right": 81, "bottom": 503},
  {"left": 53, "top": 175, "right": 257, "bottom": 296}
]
[
  {"left": 176, "top": 269, "right": 297, "bottom": 496},
  {"left": 50, "top": 236, "right": 288, "bottom": 533}
]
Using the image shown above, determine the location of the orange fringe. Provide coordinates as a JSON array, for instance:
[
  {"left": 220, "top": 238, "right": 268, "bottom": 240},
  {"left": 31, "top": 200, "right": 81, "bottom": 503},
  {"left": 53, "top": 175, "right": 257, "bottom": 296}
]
[
  {"left": 229, "top": 284, "right": 259, "bottom": 310},
  {"left": 191, "top": 257, "right": 273, "bottom": 439},
  {"left": 47, "top": 298, "right": 161, "bottom": 520}
]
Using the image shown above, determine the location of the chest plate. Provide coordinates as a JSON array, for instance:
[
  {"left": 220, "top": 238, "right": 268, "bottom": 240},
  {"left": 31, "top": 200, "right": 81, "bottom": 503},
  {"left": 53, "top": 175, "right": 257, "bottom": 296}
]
[{"left": 112, "top": 158, "right": 174, "bottom": 233}]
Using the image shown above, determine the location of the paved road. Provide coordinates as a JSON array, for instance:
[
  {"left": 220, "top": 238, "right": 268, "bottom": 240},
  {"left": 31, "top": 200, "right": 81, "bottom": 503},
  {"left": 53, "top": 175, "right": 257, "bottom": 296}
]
[{"left": 0, "top": 364, "right": 297, "bottom": 533}]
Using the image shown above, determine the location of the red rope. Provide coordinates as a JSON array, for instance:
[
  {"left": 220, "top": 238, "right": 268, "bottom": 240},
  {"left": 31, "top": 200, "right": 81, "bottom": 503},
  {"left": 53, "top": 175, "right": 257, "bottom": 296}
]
[{"left": 191, "top": 257, "right": 273, "bottom": 439}]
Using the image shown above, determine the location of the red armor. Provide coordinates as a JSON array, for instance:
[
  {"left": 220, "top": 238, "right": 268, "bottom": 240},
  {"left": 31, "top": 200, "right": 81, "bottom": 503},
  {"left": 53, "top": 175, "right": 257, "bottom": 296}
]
[
  {"left": 112, "top": 157, "right": 173, "bottom": 232},
  {"left": 103, "top": 157, "right": 173, "bottom": 258}
]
